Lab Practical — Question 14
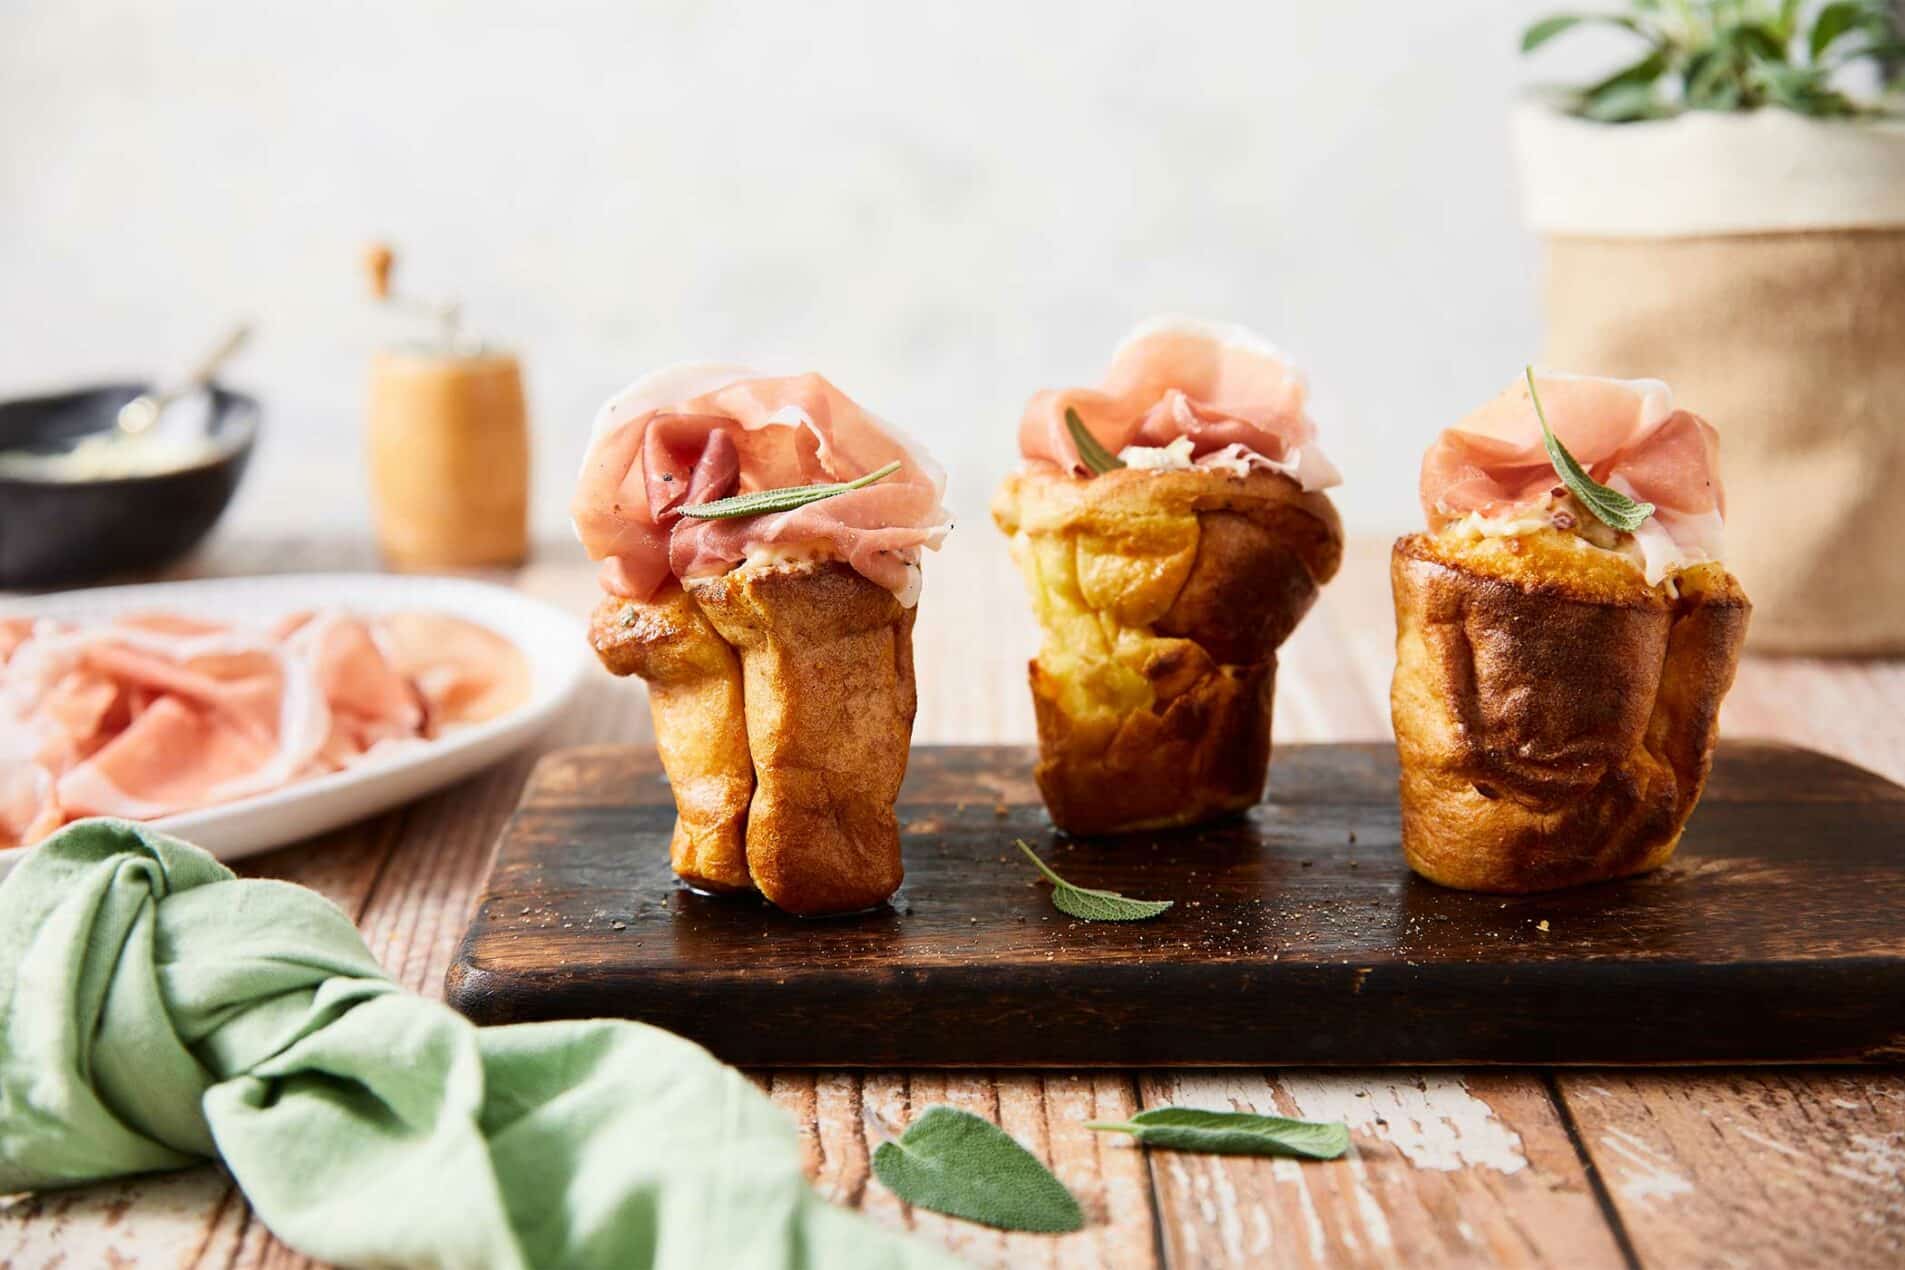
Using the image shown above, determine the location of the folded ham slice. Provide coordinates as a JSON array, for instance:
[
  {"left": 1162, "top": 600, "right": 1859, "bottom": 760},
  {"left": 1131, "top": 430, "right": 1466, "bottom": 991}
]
[
  {"left": 1421, "top": 372, "right": 1726, "bottom": 583},
  {"left": 572, "top": 366, "right": 950, "bottom": 606},
  {"left": 1018, "top": 316, "right": 1342, "bottom": 491},
  {"left": 0, "top": 610, "right": 528, "bottom": 849}
]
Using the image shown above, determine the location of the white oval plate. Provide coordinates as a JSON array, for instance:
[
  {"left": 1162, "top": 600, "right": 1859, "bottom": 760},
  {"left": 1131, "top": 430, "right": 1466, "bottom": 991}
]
[{"left": 0, "top": 573, "right": 588, "bottom": 873}]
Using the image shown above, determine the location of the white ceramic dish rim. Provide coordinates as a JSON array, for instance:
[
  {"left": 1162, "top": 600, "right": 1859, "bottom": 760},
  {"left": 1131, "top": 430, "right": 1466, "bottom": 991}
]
[{"left": 0, "top": 572, "right": 588, "bottom": 871}]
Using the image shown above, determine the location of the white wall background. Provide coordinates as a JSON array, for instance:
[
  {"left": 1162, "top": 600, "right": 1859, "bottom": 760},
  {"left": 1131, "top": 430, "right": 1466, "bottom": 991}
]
[{"left": 0, "top": 1, "right": 1622, "bottom": 541}]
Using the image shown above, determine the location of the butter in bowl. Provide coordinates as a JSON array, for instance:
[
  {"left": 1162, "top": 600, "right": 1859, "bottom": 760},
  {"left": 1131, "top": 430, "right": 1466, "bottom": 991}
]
[{"left": 0, "top": 377, "right": 259, "bottom": 588}]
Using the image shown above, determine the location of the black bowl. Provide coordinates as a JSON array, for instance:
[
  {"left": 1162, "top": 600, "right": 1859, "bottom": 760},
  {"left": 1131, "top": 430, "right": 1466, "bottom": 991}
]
[{"left": 0, "top": 382, "right": 258, "bottom": 588}]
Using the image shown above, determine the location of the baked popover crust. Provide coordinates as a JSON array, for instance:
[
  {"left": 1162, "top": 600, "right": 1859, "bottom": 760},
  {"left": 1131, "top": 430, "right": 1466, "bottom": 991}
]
[
  {"left": 1390, "top": 529, "right": 1749, "bottom": 892},
  {"left": 590, "top": 584, "right": 752, "bottom": 893},
  {"left": 591, "top": 560, "right": 917, "bottom": 915},
  {"left": 994, "top": 466, "right": 1343, "bottom": 834}
]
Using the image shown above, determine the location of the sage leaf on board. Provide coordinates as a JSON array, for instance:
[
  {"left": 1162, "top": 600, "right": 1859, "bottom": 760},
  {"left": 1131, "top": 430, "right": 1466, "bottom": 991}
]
[
  {"left": 1065, "top": 407, "right": 1127, "bottom": 475},
  {"left": 1016, "top": 840, "right": 1173, "bottom": 922},
  {"left": 1086, "top": 1108, "right": 1351, "bottom": 1161},
  {"left": 871, "top": 1106, "right": 1085, "bottom": 1233},
  {"left": 679, "top": 459, "right": 901, "bottom": 520},
  {"left": 1524, "top": 367, "right": 1655, "bottom": 534}
]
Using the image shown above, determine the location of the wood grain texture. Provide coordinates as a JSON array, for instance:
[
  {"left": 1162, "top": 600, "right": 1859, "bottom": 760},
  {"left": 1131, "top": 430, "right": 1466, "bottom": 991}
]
[
  {"left": 5, "top": 533, "right": 1903, "bottom": 1268},
  {"left": 448, "top": 742, "right": 1905, "bottom": 1066},
  {"left": 1140, "top": 1071, "right": 1625, "bottom": 1268},
  {"left": 1557, "top": 1070, "right": 1905, "bottom": 1269}
]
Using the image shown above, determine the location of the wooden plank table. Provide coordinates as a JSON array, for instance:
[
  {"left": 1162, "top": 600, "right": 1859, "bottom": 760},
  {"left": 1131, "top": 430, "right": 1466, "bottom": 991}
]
[{"left": 5, "top": 534, "right": 1903, "bottom": 1268}]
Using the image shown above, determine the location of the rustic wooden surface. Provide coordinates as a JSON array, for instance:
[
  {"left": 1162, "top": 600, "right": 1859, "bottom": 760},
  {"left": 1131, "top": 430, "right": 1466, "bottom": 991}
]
[
  {"left": 5, "top": 534, "right": 1904, "bottom": 1267},
  {"left": 450, "top": 742, "right": 1905, "bottom": 1067}
]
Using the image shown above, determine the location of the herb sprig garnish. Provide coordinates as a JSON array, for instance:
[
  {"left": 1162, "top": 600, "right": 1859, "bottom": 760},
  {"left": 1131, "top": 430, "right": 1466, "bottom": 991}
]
[
  {"left": 1017, "top": 840, "right": 1172, "bottom": 922},
  {"left": 1088, "top": 1107, "right": 1350, "bottom": 1160},
  {"left": 679, "top": 459, "right": 902, "bottom": 521},
  {"left": 871, "top": 1106, "right": 1084, "bottom": 1233},
  {"left": 1525, "top": 367, "right": 1655, "bottom": 534},
  {"left": 1064, "top": 407, "right": 1126, "bottom": 475}
]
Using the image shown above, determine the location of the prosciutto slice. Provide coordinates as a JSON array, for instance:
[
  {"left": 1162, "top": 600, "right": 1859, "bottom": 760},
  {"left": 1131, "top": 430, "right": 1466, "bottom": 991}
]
[
  {"left": 1421, "top": 372, "right": 1726, "bottom": 581},
  {"left": 1018, "top": 316, "right": 1342, "bottom": 491},
  {"left": 0, "top": 610, "right": 528, "bottom": 849},
  {"left": 571, "top": 366, "right": 950, "bottom": 605}
]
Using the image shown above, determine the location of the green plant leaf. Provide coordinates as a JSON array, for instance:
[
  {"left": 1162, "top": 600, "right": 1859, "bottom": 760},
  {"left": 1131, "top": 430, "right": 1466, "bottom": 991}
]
[
  {"left": 1524, "top": 367, "right": 1656, "bottom": 534},
  {"left": 1756, "top": 61, "right": 1860, "bottom": 113},
  {"left": 678, "top": 459, "right": 901, "bottom": 520},
  {"left": 1729, "top": 22, "right": 1788, "bottom": 64},
  {"left": 1087, "top": 1108, "right": 1351, "bottom": 1161},
  {"left": 1810, "top": 1, "right": 1870, "bottom": 60},
  {"left": 1016, "top": 840, "right": 1173, "bottom": 922},
  {"left": 1581, "top": 80, "right": 1671, "bottom": 120},
  {"left": 1064, "top": 407, "right": 1126, "bottom": 475},
  {"left": 871, "top": 1106, "right": 1084, "bottom": 1233},
  {"left": 1537, "top": 0, "right": 1902, "bottom": 120},
  {"left": 1826, "top": 37, "right": 1905, "bottom": 70},
  {"left": 1523, "top": 14, "right": 1585, "bottom": 51},
  {"left": 1521, "top": 13, "right": 1644, "bottom": 52},
  {"left": 1583, "top": 45, "right": 1672, "bottom": 97},
  {"left": 1776, "top": 0, "right": 1806, "bottom": 42}
]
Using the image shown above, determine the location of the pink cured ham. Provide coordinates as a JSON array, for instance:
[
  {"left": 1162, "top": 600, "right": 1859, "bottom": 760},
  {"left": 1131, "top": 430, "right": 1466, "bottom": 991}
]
[
  {"left": 571, "top": 366, "right": 950, "bottom": 604},
  {"left": 1017, "top": 317, "right": 1341, "bottom": 491},
  {"left": 0, "top": 610, "right": 529, "bottom": 849},
  {"left": 1421, "top": 373, "right": 1726, "bottom": 579}
]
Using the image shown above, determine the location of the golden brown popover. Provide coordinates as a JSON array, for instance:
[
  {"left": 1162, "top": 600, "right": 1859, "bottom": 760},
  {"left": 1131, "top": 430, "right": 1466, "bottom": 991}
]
[
  {"left": 995, "top": 318, "right": 1344, "bottom": 834},
  {"left": 592, "top": 560, "right": 918, "bottom": 913},
  {"left": 572, "top": 367, "right": 947, "bottom": 915},
  {"left": 1393, "top": 372, "right": 1749, "bottom": 892}
]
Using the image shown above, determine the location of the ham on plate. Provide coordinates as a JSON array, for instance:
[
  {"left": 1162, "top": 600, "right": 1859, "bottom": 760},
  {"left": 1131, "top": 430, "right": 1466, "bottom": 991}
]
[
  {"left": 0, "top": 609, "right": 528, "bottom": 849},
  {"left": 1018, "top": 316, "right": 1342, "bottom": 491},
  {"left": 1421, "top": 372, "right": 1726, "bottom": 583},
  {"left": 571, "top": 366, "right": 950, "bottom": 607}
]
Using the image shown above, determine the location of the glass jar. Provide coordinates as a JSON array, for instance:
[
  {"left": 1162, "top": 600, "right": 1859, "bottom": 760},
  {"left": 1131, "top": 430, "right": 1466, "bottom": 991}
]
[{"left": 366, "top": 348, "right": 529, "bottom": 569}]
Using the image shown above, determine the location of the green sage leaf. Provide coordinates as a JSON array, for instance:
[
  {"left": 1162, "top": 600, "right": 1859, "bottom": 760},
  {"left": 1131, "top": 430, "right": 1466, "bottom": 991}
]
[
  {"left": 1064, "top": 407, "right": 1126, "bottom": 475},
  {"left": 1017, "top": 841, "right": 1173, "bottom": 922},
  {"left": 678, "top": 459, "right": 902, "bottom": 520},
  {"left": 1524, "top": 367, "right": 1655, "bottom": 534},
  {"left": 871, "top": 1106, "right": 1084, "bottom": 1233},
  {"left": 1087, "top": 1107, "right": 1351, "bottom": 1161}
]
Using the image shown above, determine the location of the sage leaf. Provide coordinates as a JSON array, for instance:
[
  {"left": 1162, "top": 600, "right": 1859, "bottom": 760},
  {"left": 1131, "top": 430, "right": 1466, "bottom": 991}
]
[
  {"left": 1064, "top": 407, "right": 1126, "bottom": 475},
  {"left": 1016, "top": 840, "right": 1172, "bottom": 922},
  {"left": 871, "top": 1106, "right": 1084, "bottom": 1233},
  {"left": 1524, "top": 367, "right": 1655, "bottom": 534},
  {"left": 1087, "top": 1108, "right": 1350, "bottom": 1161},
  {"left": 679, "top": 459, "right": 901, "bottom": 520}
]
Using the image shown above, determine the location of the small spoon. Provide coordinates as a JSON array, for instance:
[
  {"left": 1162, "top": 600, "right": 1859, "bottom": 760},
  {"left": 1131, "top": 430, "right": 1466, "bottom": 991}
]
[{"left": 117, "top": 322, "right": 253, "bottom": 437}]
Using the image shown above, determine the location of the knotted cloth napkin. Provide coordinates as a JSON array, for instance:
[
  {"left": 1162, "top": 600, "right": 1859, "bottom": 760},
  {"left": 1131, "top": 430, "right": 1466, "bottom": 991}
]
[{"left": 0, "top": 819, "right": 952, "bottom": 1269}]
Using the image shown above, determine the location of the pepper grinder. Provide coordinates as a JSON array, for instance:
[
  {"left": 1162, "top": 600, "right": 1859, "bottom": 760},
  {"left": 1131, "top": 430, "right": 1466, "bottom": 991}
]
[{"left": 363, "top": 243, "right": 530, "bottom": 569}]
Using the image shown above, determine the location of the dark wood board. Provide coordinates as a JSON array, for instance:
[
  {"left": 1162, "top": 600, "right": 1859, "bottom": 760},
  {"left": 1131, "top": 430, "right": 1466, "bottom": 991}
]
[{"left": 446, "top": 742, "right": 1905, "bottom": 1067}]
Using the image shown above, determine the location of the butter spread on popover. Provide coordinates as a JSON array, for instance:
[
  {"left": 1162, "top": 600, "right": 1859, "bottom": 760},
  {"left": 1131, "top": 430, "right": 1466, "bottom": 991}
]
[
  {"left": 1420, "top": 371, "right": 1725, "bottom": 586},
  {"left": 1016, "top": 316, "right": 1342, "bottom": 491}
]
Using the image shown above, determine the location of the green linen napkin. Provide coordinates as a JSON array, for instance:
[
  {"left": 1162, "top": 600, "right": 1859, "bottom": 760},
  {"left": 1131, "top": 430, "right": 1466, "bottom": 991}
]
[{"left": 0, "top": 819, "right": 954, "bottom": 1269}]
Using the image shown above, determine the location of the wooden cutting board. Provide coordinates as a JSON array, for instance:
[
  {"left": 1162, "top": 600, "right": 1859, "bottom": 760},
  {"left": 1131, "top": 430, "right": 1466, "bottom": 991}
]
[{"left": 446, "top": 742, "right": 1905, "bottom": 1067}]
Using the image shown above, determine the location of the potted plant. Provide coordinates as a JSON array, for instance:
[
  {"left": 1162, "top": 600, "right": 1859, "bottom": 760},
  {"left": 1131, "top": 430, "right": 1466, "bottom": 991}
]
[{"left": 1516, "top": 0, "right": 1905, "bottom": 653}]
